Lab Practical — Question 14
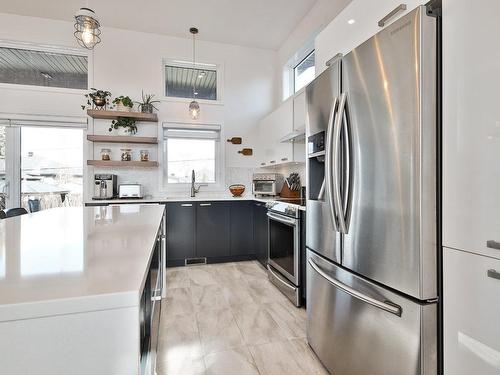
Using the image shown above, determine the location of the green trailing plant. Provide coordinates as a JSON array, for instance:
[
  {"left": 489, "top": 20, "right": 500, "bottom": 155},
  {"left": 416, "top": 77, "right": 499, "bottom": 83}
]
[
  {"left": 135, "top": 91, "right": 160, "bottom": 113},
  {"left": 81, "top": 88, "right": 111, "bottom": 110},
  {"left": 112, "top": 96, "right": 134, "bottom": 108},
  {"left": 109, "top": 117, "right": 137, "bottom": 134}
]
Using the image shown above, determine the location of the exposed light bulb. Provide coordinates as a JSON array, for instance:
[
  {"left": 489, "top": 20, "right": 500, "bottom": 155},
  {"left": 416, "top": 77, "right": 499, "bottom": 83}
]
[
  {"left": 82, "top": 28, "right": 94, "bottom": 44},
  {"left": 347, "top": 19, "right": 356, "bottom": 25}
]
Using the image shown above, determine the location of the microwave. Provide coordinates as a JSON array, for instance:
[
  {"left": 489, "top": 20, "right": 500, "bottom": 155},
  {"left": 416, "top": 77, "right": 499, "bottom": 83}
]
[{"left": 252, "top": 173, "right": 284, "bottom": 196}]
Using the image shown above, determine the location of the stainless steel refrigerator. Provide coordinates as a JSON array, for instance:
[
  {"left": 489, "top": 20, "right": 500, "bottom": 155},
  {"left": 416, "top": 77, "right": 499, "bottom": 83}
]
[{"left": 305, "top": 5, "right": 439, "bottom": 375}]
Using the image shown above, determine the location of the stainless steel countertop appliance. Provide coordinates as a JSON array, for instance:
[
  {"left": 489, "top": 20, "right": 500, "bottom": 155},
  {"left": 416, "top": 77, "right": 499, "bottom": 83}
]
[
  {"left": 93, "top": 174, "right": 117, "bottom": 200},
  {"left": 305, "top": 5, "right": 440, "bottom": 375},
  {"left": 119, "top": 183, "right": 143, "bottom": 199},
  {"left": 252, "top": 173, "right": 284, "bottom": 196},
  {"left": 266, "top": 200, "right": 304, "bottom": 307}
]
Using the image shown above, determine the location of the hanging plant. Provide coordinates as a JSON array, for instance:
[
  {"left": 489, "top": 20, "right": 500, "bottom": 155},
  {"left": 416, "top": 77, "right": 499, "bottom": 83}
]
[{"left": 109, "top": 117, "right": 137, "bottom": 135}]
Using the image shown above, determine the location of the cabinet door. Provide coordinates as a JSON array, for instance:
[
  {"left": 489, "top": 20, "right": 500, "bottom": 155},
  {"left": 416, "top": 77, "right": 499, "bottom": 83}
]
[
  {"left": 442, "top": 0, "right": 500, "bottom": 260},
  {"left": 230, "top": 201, "right": 254, "bottom": 256},
  {"left": 166, "top": 202, "right": 195, "bottom": 261},
  {"left": 253, "top": 202, "right": 269, "bottom": 267},
  {"left": 196, "top": 202, "right": 230, "bottom": 258},
  {"left": 293, "top": 90, "right": 306, "bottom": 131},
  {"left": 315, "top": 0, "right": 423, "bottom": 75},
  {"left": 444, "top": 247, "right": 500, "bottom": 375}
]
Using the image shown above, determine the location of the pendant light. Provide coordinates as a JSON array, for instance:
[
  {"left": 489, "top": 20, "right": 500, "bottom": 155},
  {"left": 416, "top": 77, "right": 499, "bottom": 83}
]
[
  {"left": 188, "top": 27, "right": 200, "bottom": 120},
  {"left": 74, "top": 7, "right": 101, "bottom": 49}
]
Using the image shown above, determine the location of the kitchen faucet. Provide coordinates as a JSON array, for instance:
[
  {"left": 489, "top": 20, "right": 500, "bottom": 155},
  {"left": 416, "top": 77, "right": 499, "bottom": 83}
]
[{"left": 190, "top": 170, "right": 207, "bottom": 197}]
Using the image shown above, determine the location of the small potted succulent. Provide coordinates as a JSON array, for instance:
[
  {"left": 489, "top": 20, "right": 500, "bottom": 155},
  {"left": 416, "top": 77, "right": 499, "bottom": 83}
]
[
  {"left": 109, "top": 117, "right": 137, "bottom": 136},
  {"left": 81, "top": 88, "right": 111, "bottom": 110},
  {"left": 136, "top": 91, "right": 160, "bottom": 113},
  {"left": 112, "top": 96, "right": 134, "bottom": 112}
]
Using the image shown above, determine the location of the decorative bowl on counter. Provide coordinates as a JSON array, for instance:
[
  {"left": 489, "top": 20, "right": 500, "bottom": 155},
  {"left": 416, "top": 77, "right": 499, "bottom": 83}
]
[{"left": 229, "top": 184, "right": 245, "bottom": 197}]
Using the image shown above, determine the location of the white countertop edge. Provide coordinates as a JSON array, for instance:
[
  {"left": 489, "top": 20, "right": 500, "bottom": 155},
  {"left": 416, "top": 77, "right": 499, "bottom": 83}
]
[
  {"left": 85, "top": 196, "right": 306, "bottom": 211},
  {"left": 0, "top": 291, "right": 139, "bottom": 323}
]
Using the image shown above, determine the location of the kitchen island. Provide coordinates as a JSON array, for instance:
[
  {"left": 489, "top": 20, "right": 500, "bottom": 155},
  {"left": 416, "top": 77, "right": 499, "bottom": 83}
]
[{"left": 0, "top": 205, "right": 165, "bottom": 375}]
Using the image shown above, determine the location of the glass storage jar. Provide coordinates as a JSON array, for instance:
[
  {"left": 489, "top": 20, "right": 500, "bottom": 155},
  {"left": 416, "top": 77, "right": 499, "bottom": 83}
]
[
  {"left": 120, "top": 148, "right": 132, "bottom": 161},
  {"left": 100, "top": 148, "right": 111, "bottom": 161},
  {"left": 140, "top": 150, "right": 150, "bottom": 162}
]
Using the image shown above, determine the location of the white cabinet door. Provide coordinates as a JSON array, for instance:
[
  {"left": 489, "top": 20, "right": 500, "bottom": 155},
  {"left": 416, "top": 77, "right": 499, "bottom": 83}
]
[
  {"left": 444, "top": 247, "right": 500, "bottom": 375},
  {"left": 315, "top": 0, "right": 424, "bottom": 75},
  {"left": 293, "top": 90, "right": 306, "bottom": 131},
  {"left": 442, "top": 0, "right": 500, "bottom": 260}
]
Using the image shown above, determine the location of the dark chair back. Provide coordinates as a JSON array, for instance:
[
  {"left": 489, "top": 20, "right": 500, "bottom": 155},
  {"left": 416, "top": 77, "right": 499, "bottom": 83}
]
[
  {"left": 4, "top": 207, "right": 28, "bottom": 218},
  {"left": 28, "top": 198, "right": 41, "bottom": 213}
]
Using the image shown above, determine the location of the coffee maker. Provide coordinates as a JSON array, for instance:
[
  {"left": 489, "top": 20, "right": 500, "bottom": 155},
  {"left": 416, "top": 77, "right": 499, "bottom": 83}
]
[{"left": 93, "top": 174, "right": 117, "bottom": 200}]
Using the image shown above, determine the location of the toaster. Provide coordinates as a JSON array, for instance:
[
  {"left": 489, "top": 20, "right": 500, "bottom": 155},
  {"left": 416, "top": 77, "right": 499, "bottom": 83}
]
[{"left": 118, "top": 184, "right": 143, "bottom": 199}]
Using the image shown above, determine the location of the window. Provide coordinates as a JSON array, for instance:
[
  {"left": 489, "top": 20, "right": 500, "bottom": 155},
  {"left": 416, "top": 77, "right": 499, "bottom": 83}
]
[
  {"left": 0, "top": 46, "right": 88, "bottom": 90},
  {"left": 0, "top": 123, "right": 84, "bottom": 212},
  {"left": 164, "top": 63, "right": 217, "bottom": 100},
  {"left": 163, "top": 124, "right": 222, "bottom": 186},
  {"left": 294, "top": 50, "right": 315, "bottom": 92}
]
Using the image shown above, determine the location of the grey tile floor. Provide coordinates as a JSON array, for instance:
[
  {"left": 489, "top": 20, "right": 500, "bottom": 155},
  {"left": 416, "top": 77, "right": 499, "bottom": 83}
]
[{"left": 157, "top": 261, "right": 328, "bottom": 375}]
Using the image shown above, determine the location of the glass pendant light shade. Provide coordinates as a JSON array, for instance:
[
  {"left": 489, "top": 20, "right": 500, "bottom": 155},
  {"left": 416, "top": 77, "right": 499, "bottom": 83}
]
[
  {"left": 74, "top": 8, "right": 101, "bottom": 49},
  {"left": 189, "top": 100, "right": 200, "bottom": 119}
]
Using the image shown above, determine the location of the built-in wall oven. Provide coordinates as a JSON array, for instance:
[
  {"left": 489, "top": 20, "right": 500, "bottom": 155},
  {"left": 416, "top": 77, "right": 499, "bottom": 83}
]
[{"left": 266, "top": 201, "right": 302, "bottom": 307}]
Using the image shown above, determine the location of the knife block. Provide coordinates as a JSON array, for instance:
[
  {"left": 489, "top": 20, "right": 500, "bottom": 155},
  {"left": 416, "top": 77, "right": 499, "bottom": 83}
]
[{"left": 280, "top": 184, "right": 300, "bottom": 198}]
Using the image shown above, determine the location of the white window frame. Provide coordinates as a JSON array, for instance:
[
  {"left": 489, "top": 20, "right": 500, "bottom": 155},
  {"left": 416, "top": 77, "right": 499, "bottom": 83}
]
[
  {"left": 282, "top": 36, "right": 316, "bottom": 101},
  {"left": 0, "top": 39, "right": 92, "bottom": 94},
  {"left": 160, "top": 58, "right": 224, "bottom": 105},
  {"left": 0, "top": 115, "right": 87, "bottom": 209},
  {"left": 161, "top": 121, "right": 225, "bottom": 193}
]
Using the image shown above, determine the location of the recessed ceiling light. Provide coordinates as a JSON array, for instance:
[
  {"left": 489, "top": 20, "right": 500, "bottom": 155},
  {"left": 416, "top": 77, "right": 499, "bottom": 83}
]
[{"left": 347, "top": 19, "right": 356, "bottom": 25}]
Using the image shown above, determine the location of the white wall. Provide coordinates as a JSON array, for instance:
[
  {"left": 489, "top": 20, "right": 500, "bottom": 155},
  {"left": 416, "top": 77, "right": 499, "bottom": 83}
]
[
  {"left": 276, "top": 0, "right": 352, "bottom": 101},
  {"left": 0, "top": 13, "right": 278, "bottom": 199}
]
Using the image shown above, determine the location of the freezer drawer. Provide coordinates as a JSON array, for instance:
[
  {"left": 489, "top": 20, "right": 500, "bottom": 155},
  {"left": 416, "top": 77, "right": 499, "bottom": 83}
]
[{"left": 306, "top": 250, "right": 437, "bottom": 375}]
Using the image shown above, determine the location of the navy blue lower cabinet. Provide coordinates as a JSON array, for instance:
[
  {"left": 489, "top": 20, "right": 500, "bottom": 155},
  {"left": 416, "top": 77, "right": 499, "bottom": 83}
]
[
  {"left": 230, "top": 201, "right": 254, "bottom": 256},
  {"left": 195, "top": 202, "right": 230, "bottom": 258},
  {"left": 166, "top": 202, "right": 195, "bottom": 264},
  {"left": 253, "top": 202, "right": 269, "bottom": 267}
]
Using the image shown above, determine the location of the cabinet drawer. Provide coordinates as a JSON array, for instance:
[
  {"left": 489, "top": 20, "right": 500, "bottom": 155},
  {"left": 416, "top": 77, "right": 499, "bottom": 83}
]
[{"left": 444, "top": 247, "right": 500, "bottom": 375}]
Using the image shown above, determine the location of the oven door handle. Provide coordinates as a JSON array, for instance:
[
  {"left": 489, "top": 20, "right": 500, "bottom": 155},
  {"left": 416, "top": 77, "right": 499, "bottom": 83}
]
[
  {"left": 267, "top": 212, "right": 298, "bottom": 226},
  {"left": 267, "top": 264, "right": 297, "bottom": 290}
]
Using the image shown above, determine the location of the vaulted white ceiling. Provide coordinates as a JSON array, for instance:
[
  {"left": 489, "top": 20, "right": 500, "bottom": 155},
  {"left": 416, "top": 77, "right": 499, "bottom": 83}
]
[{"left": 0, "top": 0, "right": 320, "bottom": 50}]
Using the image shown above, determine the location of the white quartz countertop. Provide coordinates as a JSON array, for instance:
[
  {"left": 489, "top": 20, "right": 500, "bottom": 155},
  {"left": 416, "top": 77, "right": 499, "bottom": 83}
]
[
  {"left": 86, "top": 195, "right": 306, "bottom": 211},
  {"left": 0, "top": 205, "right": 165, "bottom": 322}
]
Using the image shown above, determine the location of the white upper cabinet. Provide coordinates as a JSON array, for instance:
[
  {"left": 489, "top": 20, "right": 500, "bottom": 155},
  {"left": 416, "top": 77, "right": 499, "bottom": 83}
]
[
  {"left": 442, "top": 0, "right": 500, "bottom": 260},
  {"left": 315, "top": 0, "right": 424, "bottom": 75},
  {"left": 293, "top": 89, "right": 306, "bottom": 131},
  {"left": 444, "top": 247, "right": 500, "bottom": 375},
  {"left": 255, "top": 93, "right": 306, "bottom": 168}
]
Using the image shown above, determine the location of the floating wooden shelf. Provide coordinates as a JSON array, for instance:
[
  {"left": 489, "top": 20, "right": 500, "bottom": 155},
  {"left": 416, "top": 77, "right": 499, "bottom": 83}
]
[
  {"left": 87, "top": 160, "right": 159, "bottom": 168},
  {"left": 87, "top": 135, "right": 158, "bottom": 144},
  {"left": 87, "top": 109, "right": 158, "bottom": 122}
]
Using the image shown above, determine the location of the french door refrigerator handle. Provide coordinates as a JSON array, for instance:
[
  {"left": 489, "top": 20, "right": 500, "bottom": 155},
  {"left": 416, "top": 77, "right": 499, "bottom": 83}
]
[
  {"left": 308, "top": 258, "right": 402, "bottom": 316},
  {"left": 325, "top": 96, "right": 339, "bottom": 231},
  {"left": 333, "top": 92, "right": 348, "bottom": 234},
  {"left": 342, "top": 94, "right": 353, "bottom": 232}
]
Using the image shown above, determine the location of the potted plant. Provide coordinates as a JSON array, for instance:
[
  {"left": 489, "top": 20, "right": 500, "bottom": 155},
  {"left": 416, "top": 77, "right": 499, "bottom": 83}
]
[
  {"left": 109, "top": 117, "right": 137, "bottom": 136},
  {"left": 81, "top": 88, "right": 111, "bottom": 110},
  {"left": 112, "top": 96, "right": 134, "bottom": 112},
  {"left": 136, "top": 91, "right": 160, "bottom": 113}
]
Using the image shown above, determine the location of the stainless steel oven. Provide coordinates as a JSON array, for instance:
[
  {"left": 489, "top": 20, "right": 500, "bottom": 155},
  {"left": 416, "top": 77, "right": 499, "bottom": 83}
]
[{"left": 266, "top": 201, "right": 302, "bottom": 306}]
